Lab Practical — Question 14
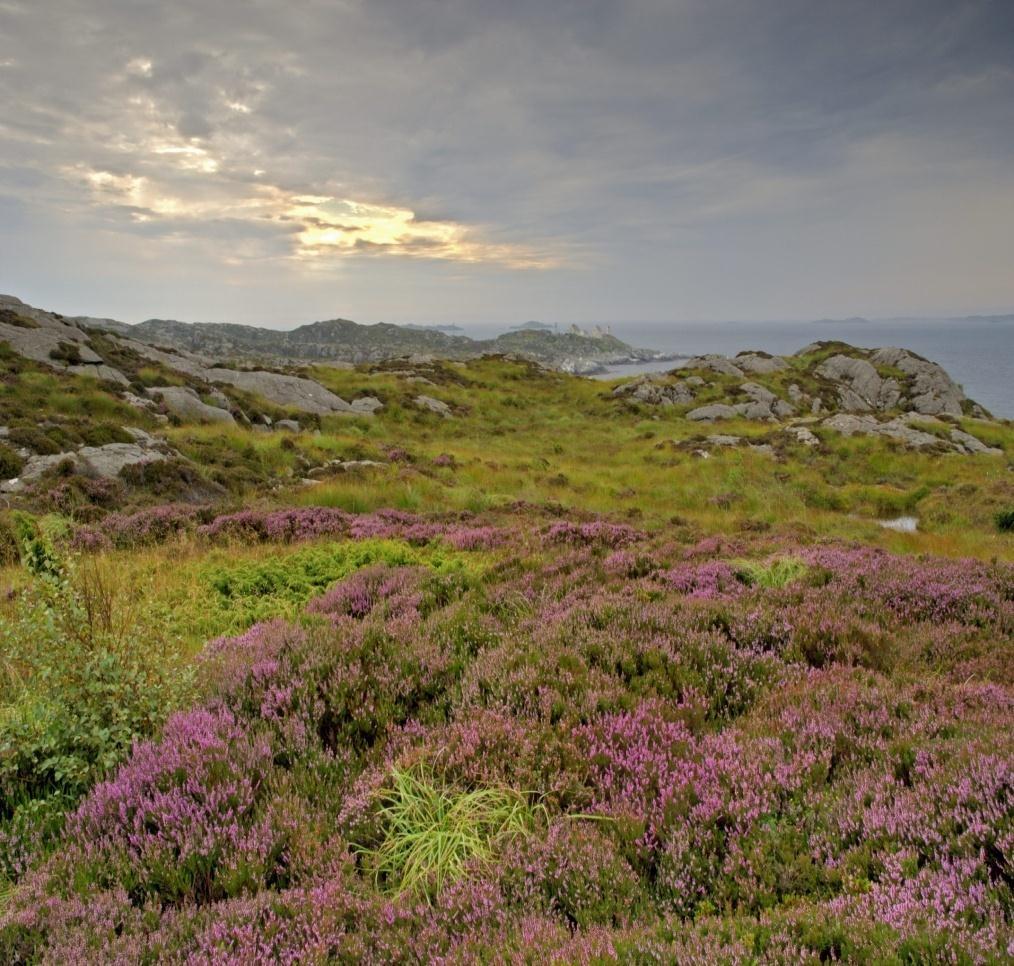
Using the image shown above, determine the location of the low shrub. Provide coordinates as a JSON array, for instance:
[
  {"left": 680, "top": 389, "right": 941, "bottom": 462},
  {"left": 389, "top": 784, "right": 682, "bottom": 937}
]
[
  {"left": 996, "top": 508, "right": 1014, "bottom": 533},
  {"left": 0, "top": 444, "right": 23, "bottom": 480},
  {"left": 0, "top": 554, "right": 192, "bottom": 880}
]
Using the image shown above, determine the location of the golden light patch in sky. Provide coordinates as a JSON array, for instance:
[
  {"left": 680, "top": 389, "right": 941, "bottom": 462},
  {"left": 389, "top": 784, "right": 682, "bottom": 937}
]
[{"left": 73, "top": 164, "right": 551, "bottom": 270}]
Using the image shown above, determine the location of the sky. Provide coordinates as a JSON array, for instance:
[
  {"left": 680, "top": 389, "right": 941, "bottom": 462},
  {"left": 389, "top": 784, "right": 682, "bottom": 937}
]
[{"left": 1, "top": 0, "right": 1013, "bottom": 327}]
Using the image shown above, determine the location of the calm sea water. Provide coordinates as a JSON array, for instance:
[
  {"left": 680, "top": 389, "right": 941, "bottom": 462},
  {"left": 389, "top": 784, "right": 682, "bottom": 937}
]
[{"left": 590, "top": 319, "right": 1013, "bottom": 418}]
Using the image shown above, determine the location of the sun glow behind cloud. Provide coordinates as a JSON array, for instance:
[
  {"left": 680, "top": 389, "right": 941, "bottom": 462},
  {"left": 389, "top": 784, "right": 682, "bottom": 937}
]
[{"left": 72, "top": 160, "right": 550, "bottom": 270}]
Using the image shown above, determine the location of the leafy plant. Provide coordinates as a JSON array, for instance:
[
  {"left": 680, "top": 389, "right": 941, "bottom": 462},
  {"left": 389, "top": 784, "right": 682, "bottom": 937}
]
[
  {"left": 360, "top": 766, "right": 544, "bottom": 901},
  {"left": 0, "top": 552, "right": 192, "bottom": 879},
  {"left": 995, "top": 508, "right": 1014, "bottom": 533}
]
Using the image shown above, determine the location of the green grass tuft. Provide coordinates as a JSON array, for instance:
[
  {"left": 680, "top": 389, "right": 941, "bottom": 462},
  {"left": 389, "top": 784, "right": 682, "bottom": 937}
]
[
  {"left": 360, "top": 766, "right": 544, "bottom": 902},
  {"left": 734, "top": 556, "right": 809, "bottom": 588}
]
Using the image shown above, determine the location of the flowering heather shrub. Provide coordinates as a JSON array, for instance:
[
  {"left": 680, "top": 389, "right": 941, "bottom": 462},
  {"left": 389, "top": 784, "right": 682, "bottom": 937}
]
[
  {"left": 306, "top": 564, "right": 426, "bottom": 624},
  {"left": 658, "top": 559, "right": 744, "bottom": 599},
  {"left": 2, "top": 516, "right": 1012, "bottom": 962},
  {"left": 441, "top": 525, "right": 506, "bottom": 550},
  {"left": 544, "top": 519, "right": 644, "bottom": 547},
  {"left": 99, "top": 503, "right": 201, "bottom": 547}
]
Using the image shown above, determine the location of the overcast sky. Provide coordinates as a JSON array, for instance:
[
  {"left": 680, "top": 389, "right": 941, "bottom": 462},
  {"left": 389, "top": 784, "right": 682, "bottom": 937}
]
[{"left": 1, "top": 0, "right": 1013, "bottom": 326}]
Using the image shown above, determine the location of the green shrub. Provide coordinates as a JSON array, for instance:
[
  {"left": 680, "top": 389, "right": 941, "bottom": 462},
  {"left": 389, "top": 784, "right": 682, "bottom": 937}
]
[
  {"left": 0, "top": 443, "right": 23, "bottom": 481},
  {"left": 0, "top": 555, "right": 192, "bottom": 878},
  {"left": 201, "top": 539, "right": 470, "bottom": 633},
  {"left": 995, "top": 508, "right": 1014, "bottom": 533},
  {"left": 48, "top": 342, "right": 83, "bottom": 365},
  {"left": 7, "top": 426, "right": 62, "bottom": 456}
]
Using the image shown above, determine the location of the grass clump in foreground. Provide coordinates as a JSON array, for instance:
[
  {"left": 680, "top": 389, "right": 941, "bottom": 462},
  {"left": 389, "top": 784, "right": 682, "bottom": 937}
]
[
  {"left": 360, "top": 766, "right": 544, "bottom": 902},
  {"left": 733, "top": 556, "right": 809, "bottom": 588}
]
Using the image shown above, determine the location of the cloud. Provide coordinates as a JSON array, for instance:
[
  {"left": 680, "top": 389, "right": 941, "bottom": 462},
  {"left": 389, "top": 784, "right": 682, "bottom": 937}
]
[{"left": 1, "top": 0, "right": 1013, "bottom": 323}]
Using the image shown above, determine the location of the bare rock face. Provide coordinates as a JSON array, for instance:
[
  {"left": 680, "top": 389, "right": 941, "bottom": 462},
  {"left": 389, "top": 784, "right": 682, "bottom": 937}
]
[
  {"left": 815, "top": 355, "right": 903, "bottom": 412},
  {"left": 869, "top": 347, "right": 965, "bottom": 416},
  {"left": 147, "top": 386, "right": 236, "bottom": 424}
]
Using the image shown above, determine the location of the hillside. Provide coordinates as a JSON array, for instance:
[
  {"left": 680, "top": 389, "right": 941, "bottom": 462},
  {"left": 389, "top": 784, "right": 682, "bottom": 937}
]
[{"left": 0, "top": 293, "right": 1012, "bottom": 962}]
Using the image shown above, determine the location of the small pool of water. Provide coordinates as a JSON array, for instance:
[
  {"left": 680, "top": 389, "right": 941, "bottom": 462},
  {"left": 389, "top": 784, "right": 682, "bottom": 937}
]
[{"left": 878, "top": 516, "right": 919, "bottom": 533}]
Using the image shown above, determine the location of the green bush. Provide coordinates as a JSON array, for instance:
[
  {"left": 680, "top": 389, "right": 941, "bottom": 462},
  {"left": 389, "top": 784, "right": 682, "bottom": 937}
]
[
  {"left": 201, "top": 539, "right": 470, "bottom": 632},
  {"left": 995, "top": 508, "right": 1014, "bottom": 533},
  {"left": 0, "top": 443, "right": 23, "bottom": 481},
  {"left": 0, "top": 555, "right": 192, "bottom": 878}
]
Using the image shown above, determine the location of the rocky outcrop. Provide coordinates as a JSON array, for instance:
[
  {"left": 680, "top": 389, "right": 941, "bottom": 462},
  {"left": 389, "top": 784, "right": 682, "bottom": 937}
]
[
  {"left": 0, "top": 294, "right": 129, "bottom": 384},
  {"left": 734, "top": 352, "right": 789, "bottom": 375},
  {"left": 686, "top": 383, "right": 794, "bottom": 422},
  {"left": 683, "top": 355, "right": 745, "bottom": 377},
  {"left": 612, "top": 375, "right": 695, "bottom": 407},
  {"left": 815, "top": 355, "right": 903, "bottom": 412},
  {"left": 1, "top": 428, "right": 175, "bottom": 493},
  {"left": 869, "top": 347, "right": 965, "bottom": 416},
  {"left": 147, "top": 386, "right": 235, "bottom": 424},
  {"left": 820, "top": 413, "right": 1002, "bottom": 455}
]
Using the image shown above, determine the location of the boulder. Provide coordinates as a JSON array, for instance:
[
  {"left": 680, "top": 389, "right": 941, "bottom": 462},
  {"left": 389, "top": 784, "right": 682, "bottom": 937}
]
[
  {"left": 147, "top": 386, "right": 235, "bottom": 424},
  {"left": 350, "top": 396, "right": 384, "bottom": 414},
  {"left": 67, "top": 363, "right": 131, "bottom": 385},
  {"left": 706, "top": 435, "right": 742, "bottom": 446},
  {"left": 784, "top": 425, "right": 820, "bottom": 447},
  {"left": 734, "top": 353, "right": 789, "bottom": 374},
  {"left": 821, "top": 414, "right": 942, "bottom": 449},
  {"left": 687, "top": 404, "right": 741, "bottom": 422},
  {"left": 206, "top": 368, "right": 354, "bottom": 415},
  {"left": 1, "top": 452, "right": 80, "bottom": 491},
  {"left": 77, "top": 442, "right": 169, "bottom": 479},
  {"left": 274, "top": 419, "right": 301, "bottom": 432},
  {"left": 415, "top": 395, "right": 453, "bottom": 417},
  {"left": 684, "top": 355, "right": 744, "bottom": 377},
  {"left": 948, "top": 428, "right": 1002, "bottom": 456}
]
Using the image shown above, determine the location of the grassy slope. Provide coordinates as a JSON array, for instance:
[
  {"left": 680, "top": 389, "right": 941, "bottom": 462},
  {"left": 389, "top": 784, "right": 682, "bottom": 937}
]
[{"left": 161, "top": 356, "right": 1013, "bottom": 559}]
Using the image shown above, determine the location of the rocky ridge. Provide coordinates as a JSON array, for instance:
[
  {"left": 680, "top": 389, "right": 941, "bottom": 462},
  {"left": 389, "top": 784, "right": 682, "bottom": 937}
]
[{"left": 612, "top": 342, "right": 1003, "bottom": 456}]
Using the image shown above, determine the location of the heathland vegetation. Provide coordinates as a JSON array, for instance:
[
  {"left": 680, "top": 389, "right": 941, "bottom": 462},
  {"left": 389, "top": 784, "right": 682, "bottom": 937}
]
[{"left": 0, "top": 295, "right": 1011, "bottom": 962}]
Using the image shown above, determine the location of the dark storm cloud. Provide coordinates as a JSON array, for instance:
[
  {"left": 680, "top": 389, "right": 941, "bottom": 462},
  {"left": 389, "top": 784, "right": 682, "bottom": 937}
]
[{"left": 1, "top": 0, "right": 1012, "bottom": 323}]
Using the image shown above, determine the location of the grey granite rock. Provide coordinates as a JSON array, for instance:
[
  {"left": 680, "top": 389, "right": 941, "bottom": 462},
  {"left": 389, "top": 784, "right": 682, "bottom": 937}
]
[
  {"left": 415, "top": 395, "right": 452, "bottom": 417},
  {"left": 815, "top": 355, "right": 902, "bottom": 412},
  {"left": 147, "top": 386, "right": 235, "bottom": 424}
]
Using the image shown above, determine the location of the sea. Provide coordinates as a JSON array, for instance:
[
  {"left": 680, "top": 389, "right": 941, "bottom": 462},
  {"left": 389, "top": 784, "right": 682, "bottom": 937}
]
[{"left": 587, "top": 319, "right": 1013, "bottom": 418}]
